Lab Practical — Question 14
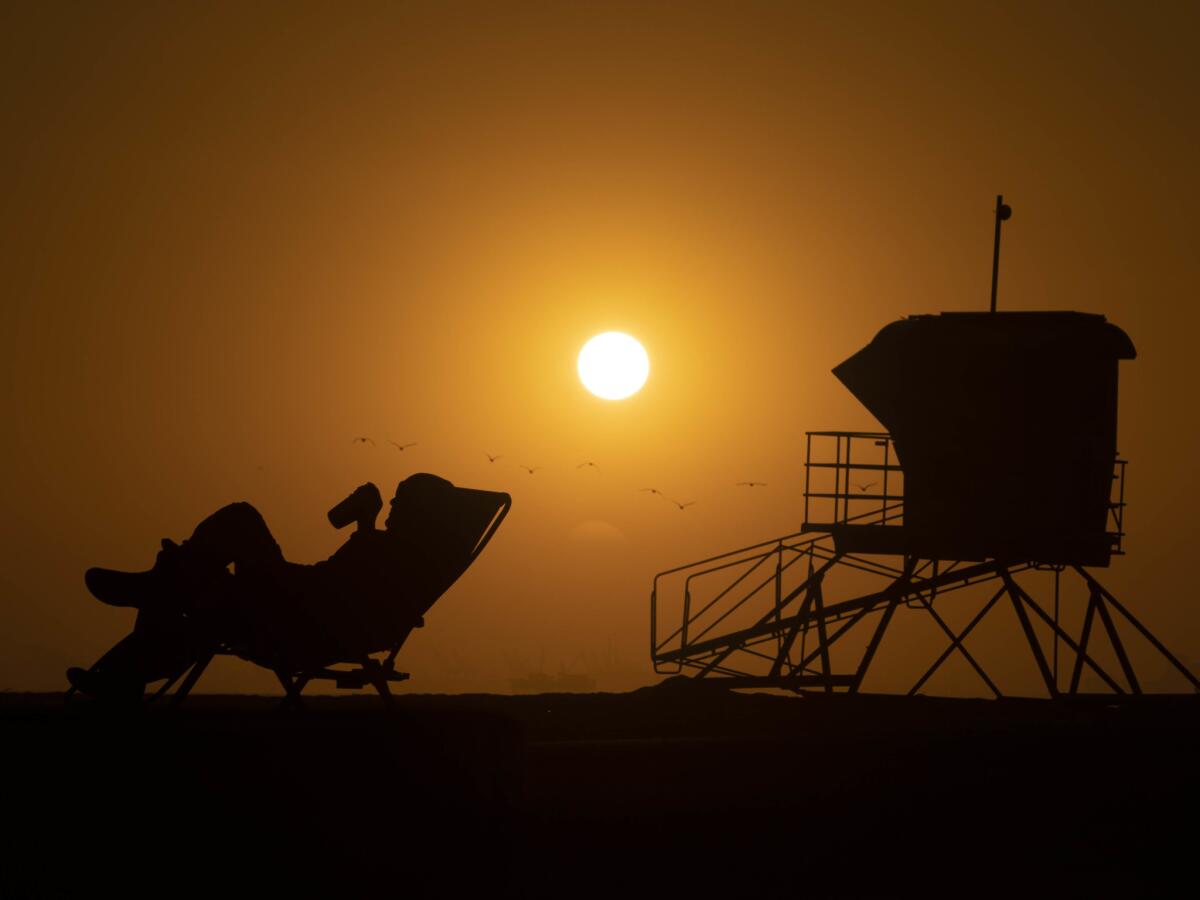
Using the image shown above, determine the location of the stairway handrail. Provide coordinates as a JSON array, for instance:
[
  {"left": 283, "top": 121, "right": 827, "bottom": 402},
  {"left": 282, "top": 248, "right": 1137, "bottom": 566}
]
[{"left": 650, "top": 502, "right": 904, "bottom": 670}]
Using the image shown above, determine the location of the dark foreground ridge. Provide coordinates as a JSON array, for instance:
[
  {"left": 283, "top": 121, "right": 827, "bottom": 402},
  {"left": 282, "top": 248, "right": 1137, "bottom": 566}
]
[{"left": 5, "top": 687, "right": 1197, "bottom": 897}]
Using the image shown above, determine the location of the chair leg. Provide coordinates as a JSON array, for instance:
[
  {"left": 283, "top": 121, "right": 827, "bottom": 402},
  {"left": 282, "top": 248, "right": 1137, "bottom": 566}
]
[
  {"left": 65, "top": 635, "right": 144, "bottom": 704},
  {"left": 148, "top": 672, "right": 183, "bottom": 703},
  {"left": 275, "top": 669, "right": 308, "bottom": 710},
  {"left": 170, "top": 652, "right": 215, "bottom": 708},
  {"left": 293, "top": 674, "right": 312, "bottom": 705},
  {"left": 363, "top": 657, "right": 396, "bottom": 709}
]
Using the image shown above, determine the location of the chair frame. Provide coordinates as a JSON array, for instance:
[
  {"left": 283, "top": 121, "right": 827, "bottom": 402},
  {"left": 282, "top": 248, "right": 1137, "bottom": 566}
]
[
  {"left": 68, "top": 489, "right": 511, "bottom": 710},
  {"left": 151, "top": 630, "right": 419, "bottom": 709}
]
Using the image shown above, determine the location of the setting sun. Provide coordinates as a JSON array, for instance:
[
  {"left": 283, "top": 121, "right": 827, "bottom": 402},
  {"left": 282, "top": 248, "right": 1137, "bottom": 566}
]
[{"left": 577, "top": 332, "right": 650, "bottom": 400}]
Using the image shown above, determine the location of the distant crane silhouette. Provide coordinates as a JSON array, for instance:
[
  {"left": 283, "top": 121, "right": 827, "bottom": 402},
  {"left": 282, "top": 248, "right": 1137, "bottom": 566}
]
[
  {"left": 389, "top": 441, "right": 417, "bottom": 451},
  {"left": 352, "top": 437, "right": 375, "bottom": 446},
  {"left": 736, "top": 481, "right": 767, "bottom": 488},
  {"left": 485, "top": 452, "right": 503, "bottom": 463},
  {"left": 520, "top": 465, "right": 541, "bottom": 475}
]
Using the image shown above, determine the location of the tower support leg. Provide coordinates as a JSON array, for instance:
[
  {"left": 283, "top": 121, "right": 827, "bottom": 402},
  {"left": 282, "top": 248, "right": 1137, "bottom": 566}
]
[
  {"left": 1007, "top": 574, "right": 1125, "bottom": 695},
  {"left": 1092, "top": 593, "right": 1141, "bottom": 694},
  {"left": 1074, "top": 566, "right": 1200, "bottom": 693},
  {"left": 769, "top": 569, "right": 820, "bottom": 679},
  {"left": 850, "top": 593, "right": 898, "bottom": 693},
  {"left": 1068, "top": 592, "right": 1098, "bottom": 695},
  {"left": 812, "top": 577, "right": 833, "bottom": 693},
  {"left": 909, "top": 583, "right": 1006, "bottom": 698},
  {"left": 1002, "top": 572, "right": 1059, "bottom": 698}
]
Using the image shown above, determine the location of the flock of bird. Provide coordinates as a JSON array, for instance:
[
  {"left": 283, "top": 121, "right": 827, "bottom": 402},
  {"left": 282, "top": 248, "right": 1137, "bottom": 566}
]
[
  {"left": 353, "top": 437, "right": 416, "bottom": 452},
  {"left": 349, "top": 437, "right": 780, "bottom": 512}
]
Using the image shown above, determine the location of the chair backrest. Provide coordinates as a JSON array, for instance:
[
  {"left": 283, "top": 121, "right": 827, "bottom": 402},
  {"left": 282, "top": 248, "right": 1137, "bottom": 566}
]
[
  {"left": 229, "top": 476, "right": 512, "bottom": 670},
  {"left": 386, "top": 474, "right": 512, "bottom": 615}
]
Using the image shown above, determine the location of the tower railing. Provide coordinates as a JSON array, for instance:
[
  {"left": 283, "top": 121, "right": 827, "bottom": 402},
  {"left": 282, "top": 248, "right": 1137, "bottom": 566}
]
[
  {"left": 801, "top": 431, "right": 1128, "bottom": 556},
  {"left": 1109, "top": 458, "right": 1128, "bottom": 555},
  {"left": 802, "top": 431, "right": 904, "bottom": 530},
  {"left": 650, "top": 500, "right": 903, "bottom": 678}
]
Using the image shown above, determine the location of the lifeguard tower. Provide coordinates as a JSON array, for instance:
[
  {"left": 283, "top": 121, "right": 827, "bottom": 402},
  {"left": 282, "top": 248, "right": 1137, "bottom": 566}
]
[{"left": 650, "top": 206, "right": 1197, "bottom": 699}]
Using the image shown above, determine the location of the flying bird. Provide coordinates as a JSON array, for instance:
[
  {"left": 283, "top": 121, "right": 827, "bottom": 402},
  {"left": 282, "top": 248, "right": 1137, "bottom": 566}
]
[
  {"left": 576, "top": 461, "right": 599, "bottom": 471},
  {"left": 736, "top": 481, "right": 767, "bottom": 487},
  {"left": 639, "top": 487, "right": 664, "bottom": 496},
  {"left": 672, "top": 499, "right": 697, "bottom": 510},
  {"left": 520, "top": 465, "right": 541, "bottom": 475},
  {"left": 485, "top": 452, "right": 503, "bottom": 463},
  {"left": 390, "top": 441, "right": 417, "bottom": 451},
  {"left": 352, "top": 437, "right": 375, "bottom": 446},
  {"left": 854, "top": 482, "right": 878, "bottom": 492}
]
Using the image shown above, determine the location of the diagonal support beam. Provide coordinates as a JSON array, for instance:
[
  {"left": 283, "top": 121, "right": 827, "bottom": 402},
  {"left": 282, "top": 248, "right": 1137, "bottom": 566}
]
[
  {"left": 769, "top": 568, "right": 819, "bottom": 678},
  {"left": 788, "top": 606, "right": 875, "bottom": 688},
  {"left": 1068, "top": 591, "right": 1098, "bottom": 695},
  {"left": 812, "top": 575, "right": 833, "bottom": 692},
  {"left": 850, "top": 593, "right": 899, "bottom": 693},
  {"left": 1091, "top": 593, "right": 1141, "bottom": 694},
  {"left": 697, "top": 554, "right": 841, "bottom": 677},
  {"left": 1002, "top": 572, "right": 1059, "bottom": 698},
  {"left": 785, "top": 566, "right": 915, "bottom": 693},
  {"left": 847, "top": 557, "right": 919, "bottom": 694},
  {"left": 909, "top": 584, "right": 1006, "bottom": 698},
  {"left": 1073, "top": 566, "right": 1200, "bottom": 692},
  {"left": 1007, "top": 576, "right": 1125, "bottom": 695}
]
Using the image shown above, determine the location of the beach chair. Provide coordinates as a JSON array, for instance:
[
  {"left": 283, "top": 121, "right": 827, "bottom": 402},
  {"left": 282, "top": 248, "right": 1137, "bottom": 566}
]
[{"left": 69, "top": 481, "right": 511, "bottom": 709}]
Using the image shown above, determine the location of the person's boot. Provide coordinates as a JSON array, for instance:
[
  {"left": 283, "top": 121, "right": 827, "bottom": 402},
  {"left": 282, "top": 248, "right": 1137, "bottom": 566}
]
[
  {"left": 84, "top": 539, "right": 187, "bottom": 609},
  {"left": 65, "top": 666, "right": 145, "bottom": 703}
]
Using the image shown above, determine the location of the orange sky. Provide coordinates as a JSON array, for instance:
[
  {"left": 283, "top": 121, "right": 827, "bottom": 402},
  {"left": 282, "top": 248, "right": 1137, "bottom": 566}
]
[{"left": 2, "top": 2, "right": 1197, "bottom": 694}]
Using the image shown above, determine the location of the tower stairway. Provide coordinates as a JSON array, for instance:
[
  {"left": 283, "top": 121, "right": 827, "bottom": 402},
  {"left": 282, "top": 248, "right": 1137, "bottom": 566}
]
[{"left": 651, "top": 433, "right": 1194, "bottom": 699}]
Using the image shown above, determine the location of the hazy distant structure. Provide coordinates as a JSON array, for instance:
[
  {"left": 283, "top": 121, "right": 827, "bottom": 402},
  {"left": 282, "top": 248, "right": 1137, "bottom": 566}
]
[
  {"left": 651, "top": 310, "right": 1198, "bottom": 699},
  {"left": 509, "top": 670, "right": 597, "bottom": 693}
]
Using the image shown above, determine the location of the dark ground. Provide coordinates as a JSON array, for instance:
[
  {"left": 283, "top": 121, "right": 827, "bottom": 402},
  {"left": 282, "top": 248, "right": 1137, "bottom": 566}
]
[{"left": 2, "top": 684, "right": 1196, "bottom": 898}]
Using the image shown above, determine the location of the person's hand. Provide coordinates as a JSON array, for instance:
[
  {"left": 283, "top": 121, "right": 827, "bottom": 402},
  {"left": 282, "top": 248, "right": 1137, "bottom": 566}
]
[{"left": 328, "top": 483, "right": 383, "bottom": 531}]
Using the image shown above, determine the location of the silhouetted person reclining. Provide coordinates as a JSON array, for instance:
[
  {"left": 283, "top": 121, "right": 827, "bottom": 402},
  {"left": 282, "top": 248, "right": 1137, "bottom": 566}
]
[{"left": 68, "top": 473, "right": 466, "bottom": 701}]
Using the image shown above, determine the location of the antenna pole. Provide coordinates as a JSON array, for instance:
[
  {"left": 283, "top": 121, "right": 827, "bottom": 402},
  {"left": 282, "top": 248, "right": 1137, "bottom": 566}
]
[{"left": 990, "top": 194, "right": 1012, "bottom": 313}]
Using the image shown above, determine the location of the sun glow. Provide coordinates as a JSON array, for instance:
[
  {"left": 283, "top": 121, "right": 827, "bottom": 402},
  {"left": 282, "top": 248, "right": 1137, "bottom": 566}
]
[{"left": 577, "top": 332, "right": 649, "bottom": 400}]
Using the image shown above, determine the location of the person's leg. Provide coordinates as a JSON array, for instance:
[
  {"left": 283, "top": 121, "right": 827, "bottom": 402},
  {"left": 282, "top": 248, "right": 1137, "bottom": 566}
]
[
  {"left": 178, "top": 502, "right": 285, "bottom": 576},
  {"left": 169, "top": 503, "right": 286, "bottom": 618},
  {"left": 85, "top": 502, "right": 284, "bottom": 609},
  {"left": 73, "top": 503, "right": 284, "bottom": 694},
  {"left": 66, "top": 633, "right": 146, "bottom": 700},
  {"left": 67, "top": 609, "right": 209, "bottom": 700}
]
